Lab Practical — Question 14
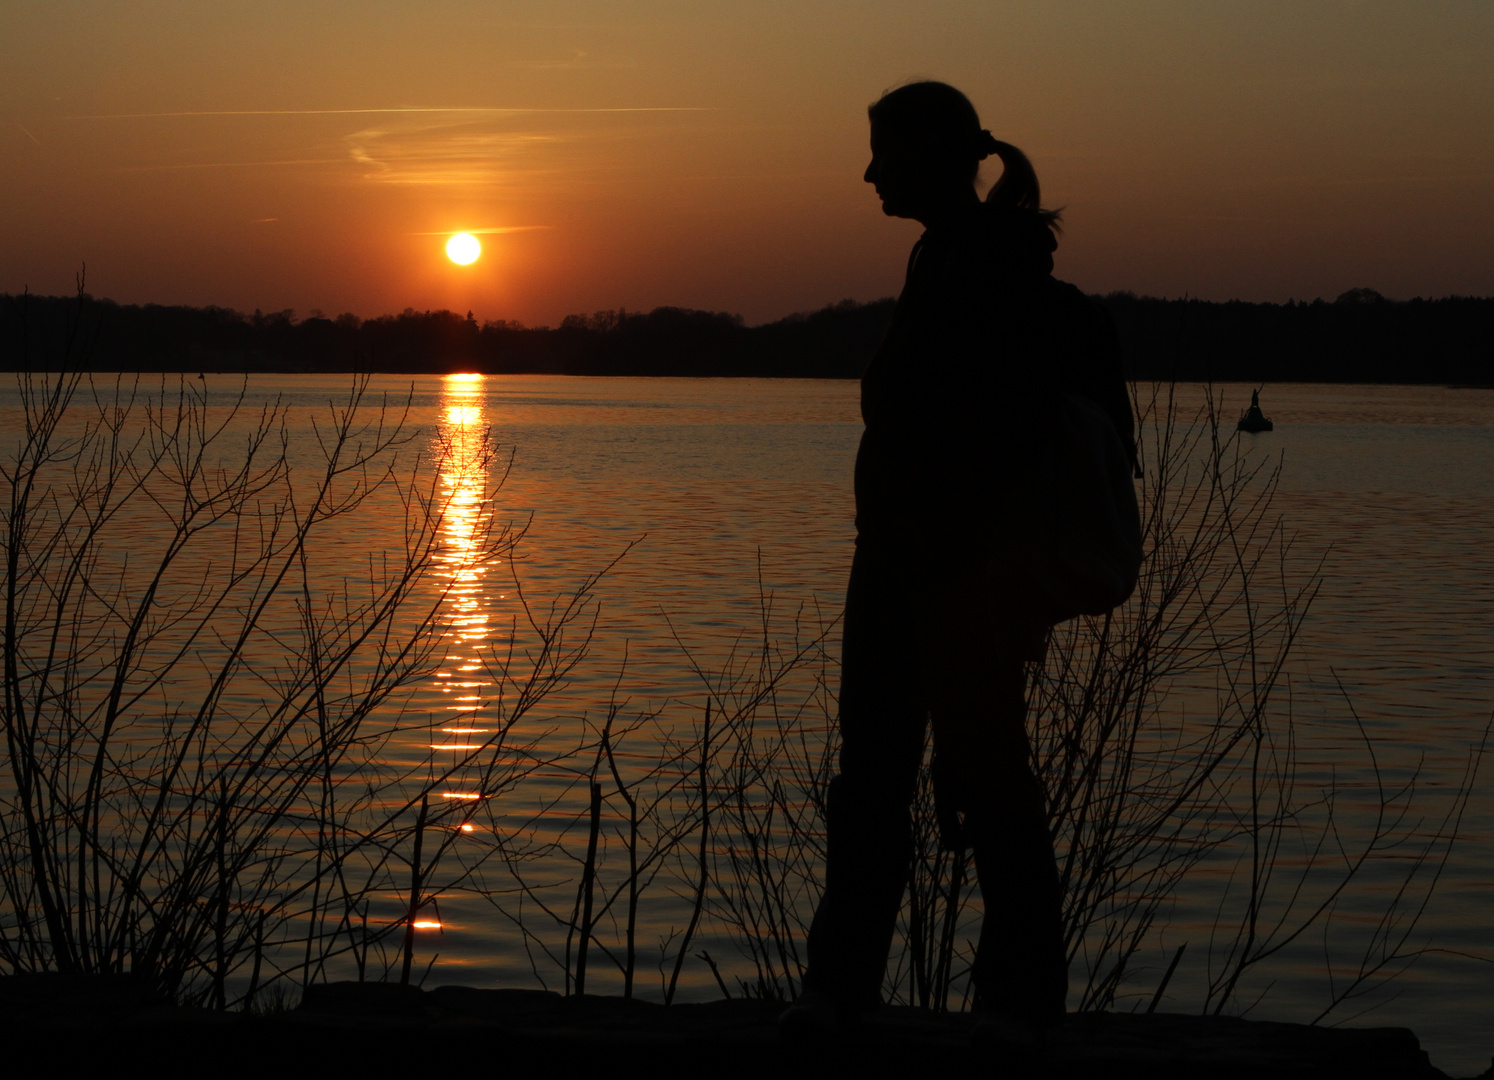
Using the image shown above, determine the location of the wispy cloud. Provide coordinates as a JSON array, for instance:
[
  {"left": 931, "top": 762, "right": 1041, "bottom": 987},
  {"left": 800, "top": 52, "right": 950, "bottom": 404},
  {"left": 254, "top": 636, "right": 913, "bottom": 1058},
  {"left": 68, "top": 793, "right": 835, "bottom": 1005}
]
[
  {"left": 63, "top": 107, "right": 705, "bottom": 120},
  {"left": 409, "top": 226, "right": 552, "bottom": 235},
  {"left": 62, "top": 105, "right": 705, "bottom": 186},
  {"left": 117, "top": 158, "right": 344, "bottom": 172},
  {"left": 345, "top": 125, "right": 565, "bottom": 185}
]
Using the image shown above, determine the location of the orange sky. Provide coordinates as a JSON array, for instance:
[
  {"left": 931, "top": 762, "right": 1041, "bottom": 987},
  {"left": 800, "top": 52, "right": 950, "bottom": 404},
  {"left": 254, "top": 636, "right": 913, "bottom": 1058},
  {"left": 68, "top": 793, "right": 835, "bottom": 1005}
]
[{"left": 4, "top": 1, "right": 1492, "bottom": 326}]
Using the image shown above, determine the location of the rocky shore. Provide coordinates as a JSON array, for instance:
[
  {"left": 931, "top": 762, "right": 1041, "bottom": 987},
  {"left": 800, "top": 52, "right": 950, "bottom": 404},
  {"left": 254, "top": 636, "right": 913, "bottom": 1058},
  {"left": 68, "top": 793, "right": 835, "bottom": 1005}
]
[{"left": 1, "top": 974, "right": 1486, "bottom": 1079}]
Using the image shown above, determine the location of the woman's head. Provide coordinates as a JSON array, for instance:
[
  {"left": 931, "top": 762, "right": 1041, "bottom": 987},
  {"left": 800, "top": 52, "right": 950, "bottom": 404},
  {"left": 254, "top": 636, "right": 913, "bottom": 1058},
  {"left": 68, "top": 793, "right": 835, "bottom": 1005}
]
[{"left": 865, "top": 80, "right": 1055, "bottom": 228}]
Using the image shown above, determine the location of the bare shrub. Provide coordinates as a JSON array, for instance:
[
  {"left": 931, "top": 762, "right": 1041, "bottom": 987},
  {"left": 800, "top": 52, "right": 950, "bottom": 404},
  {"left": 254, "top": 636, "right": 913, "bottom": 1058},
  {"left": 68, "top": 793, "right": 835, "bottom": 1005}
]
[{"left": 0, "top": 290, "right": 606, "bottom": 1004}]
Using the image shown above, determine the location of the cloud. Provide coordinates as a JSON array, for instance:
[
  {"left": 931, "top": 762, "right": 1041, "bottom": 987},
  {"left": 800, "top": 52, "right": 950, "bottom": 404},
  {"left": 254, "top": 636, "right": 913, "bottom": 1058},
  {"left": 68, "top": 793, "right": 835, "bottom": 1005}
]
[
  {"left": 409, "top": 226, "right": 553, "bottom": 235},
  {"left": 58, "top": 106, "right": 707, "bottom": 187},
  {"left": 345, "top": 124, "right": 565, "bottom": 186},
  {"left": 62, "top": 107, "right": 704, "bottom": 120},
  {"left": 342, "top": 107, "right": 694, "bottom": 186},
  {"left": 116, "top": 158, "right": 345, "bottom": 172}
]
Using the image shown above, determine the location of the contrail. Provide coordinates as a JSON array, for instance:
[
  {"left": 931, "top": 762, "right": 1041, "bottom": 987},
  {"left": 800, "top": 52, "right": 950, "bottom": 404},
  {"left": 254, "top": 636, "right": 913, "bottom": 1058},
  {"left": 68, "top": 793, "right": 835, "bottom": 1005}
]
[
  {"left": 63, "top": 107, "right": 709, "bottom": 120},
  {"left": 16, "top": 122, "right": 42, "bottom": 145}
]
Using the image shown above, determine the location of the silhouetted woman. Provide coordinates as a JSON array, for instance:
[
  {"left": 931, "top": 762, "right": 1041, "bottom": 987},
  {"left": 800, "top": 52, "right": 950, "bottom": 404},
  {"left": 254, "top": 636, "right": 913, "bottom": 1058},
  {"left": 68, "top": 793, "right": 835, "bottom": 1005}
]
[{"left": 784, "top": 81, "right": 1130, "bottom": 1042}]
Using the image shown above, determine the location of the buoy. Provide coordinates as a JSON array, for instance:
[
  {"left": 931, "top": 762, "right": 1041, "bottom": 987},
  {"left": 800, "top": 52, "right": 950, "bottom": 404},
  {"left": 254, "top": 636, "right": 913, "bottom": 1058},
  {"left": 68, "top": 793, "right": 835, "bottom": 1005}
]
[{"left": 1237, "top": 389, "right": 1274, "bottom": 433}]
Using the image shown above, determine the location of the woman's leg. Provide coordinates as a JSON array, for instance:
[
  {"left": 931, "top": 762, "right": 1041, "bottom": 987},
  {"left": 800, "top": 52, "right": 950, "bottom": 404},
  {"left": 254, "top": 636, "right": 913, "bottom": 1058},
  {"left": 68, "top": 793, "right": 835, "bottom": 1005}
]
[
  {"left": 926, "top": 614, "right": 1066, "bottom": 1023},
  {"left": 803, "top": 540, "right": 927, "bottom": 1007}
]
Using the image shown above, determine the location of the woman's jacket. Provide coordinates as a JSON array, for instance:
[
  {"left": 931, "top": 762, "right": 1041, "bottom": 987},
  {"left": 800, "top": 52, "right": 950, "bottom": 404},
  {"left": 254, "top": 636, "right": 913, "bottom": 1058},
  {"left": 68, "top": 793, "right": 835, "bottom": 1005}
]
[{"left": 854, "top": 200, "right": 1133, "bottom": 564}]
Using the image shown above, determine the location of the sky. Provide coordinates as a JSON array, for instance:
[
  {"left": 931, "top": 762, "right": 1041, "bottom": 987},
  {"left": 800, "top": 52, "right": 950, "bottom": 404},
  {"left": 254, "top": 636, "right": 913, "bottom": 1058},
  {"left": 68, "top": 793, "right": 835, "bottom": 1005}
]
[{"left": 3, "top": 1, "right": 1492, "bottom": 326}]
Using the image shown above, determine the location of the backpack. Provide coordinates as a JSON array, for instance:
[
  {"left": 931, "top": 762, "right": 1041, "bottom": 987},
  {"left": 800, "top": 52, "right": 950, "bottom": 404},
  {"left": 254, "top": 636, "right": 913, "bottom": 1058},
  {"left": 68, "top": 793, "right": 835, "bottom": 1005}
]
[{"left": 1019, "top": 284, "right": 1143, "bottom": 626}]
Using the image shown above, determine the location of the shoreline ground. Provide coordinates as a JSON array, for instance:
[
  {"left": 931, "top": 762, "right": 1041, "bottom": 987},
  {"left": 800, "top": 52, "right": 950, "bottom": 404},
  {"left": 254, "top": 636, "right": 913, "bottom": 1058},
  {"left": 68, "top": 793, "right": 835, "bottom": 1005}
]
[{"left": 2, "top": 975, "right": 1483, "bottom": 1078}]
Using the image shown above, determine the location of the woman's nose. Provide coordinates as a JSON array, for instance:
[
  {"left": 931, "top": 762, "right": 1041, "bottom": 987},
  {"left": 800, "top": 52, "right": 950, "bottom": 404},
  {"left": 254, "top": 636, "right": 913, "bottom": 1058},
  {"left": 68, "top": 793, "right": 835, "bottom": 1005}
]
[{"left": 863, "top": 158, "right": 877, "bottom": 184}]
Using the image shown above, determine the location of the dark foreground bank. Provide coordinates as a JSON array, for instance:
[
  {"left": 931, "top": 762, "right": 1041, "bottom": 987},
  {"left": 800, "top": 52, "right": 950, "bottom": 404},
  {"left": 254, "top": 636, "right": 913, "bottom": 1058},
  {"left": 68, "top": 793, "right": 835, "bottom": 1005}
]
[{"left": 1, "top": 975, "right": 1486, "bottom": 1079}]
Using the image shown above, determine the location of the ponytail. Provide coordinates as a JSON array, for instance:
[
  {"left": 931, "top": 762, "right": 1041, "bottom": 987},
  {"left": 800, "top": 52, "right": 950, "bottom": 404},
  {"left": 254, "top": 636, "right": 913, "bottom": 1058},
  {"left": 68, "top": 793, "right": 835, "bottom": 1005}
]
[{"left": 979, "top": 132, "right": 1063, "bottom": 231}]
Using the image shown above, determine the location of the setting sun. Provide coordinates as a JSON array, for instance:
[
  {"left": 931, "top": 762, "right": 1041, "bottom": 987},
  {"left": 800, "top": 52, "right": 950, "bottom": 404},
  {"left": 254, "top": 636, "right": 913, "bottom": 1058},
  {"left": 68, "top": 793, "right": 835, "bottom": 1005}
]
[{"left": 446, "top": 233, "right": 481, "bottom": 265}]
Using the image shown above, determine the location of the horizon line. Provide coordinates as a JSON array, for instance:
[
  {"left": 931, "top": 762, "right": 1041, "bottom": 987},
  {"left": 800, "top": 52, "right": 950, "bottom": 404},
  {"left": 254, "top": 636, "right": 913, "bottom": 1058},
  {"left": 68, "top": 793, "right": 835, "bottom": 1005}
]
[{"left": 10, "top": 289, "right": 1488, "bottom": 325}]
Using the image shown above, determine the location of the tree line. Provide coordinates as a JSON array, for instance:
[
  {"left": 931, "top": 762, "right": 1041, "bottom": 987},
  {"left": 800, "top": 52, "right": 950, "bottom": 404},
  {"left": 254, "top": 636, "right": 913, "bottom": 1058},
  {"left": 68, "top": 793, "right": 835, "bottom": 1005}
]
[{"left": 3, "top": 287, "right": 1490, "bottom": 383}]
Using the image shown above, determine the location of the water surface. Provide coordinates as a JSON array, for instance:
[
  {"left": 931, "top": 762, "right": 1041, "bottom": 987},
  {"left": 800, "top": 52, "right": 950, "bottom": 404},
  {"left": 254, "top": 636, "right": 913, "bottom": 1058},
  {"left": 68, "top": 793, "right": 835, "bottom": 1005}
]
[{"left": 4, "top": 374, "right": 1489, "bottom": 1073}]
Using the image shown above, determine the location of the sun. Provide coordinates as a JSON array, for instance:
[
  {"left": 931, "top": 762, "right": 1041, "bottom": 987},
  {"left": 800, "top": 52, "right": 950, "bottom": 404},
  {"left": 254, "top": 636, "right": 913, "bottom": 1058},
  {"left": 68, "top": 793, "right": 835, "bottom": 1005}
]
[{"left": 446, "top": 233, "right": 481, "bottom": 264}]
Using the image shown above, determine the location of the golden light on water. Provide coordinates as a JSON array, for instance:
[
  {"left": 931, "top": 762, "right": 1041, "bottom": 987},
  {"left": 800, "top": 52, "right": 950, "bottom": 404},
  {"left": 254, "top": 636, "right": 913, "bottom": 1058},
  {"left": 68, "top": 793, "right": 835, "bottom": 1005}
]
[
  {"left": 436, "top": 375, "right": 491, "bottom": 646},
  {"left": 423, "top": 373, "right": 498, "bottom": 806},
  {"left": 445, "top": 233, "right": 481, "bottom": 264},
  {"left": 412, "top": 372, "right": 504, "bottom": 964}
]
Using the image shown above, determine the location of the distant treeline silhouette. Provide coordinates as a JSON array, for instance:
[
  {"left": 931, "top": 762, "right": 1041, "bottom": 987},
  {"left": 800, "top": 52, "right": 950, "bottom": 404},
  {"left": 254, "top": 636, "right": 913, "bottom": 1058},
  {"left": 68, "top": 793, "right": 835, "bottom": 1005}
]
[{"left": 3, "top": 288, "right": 1491, "bottom": 383}]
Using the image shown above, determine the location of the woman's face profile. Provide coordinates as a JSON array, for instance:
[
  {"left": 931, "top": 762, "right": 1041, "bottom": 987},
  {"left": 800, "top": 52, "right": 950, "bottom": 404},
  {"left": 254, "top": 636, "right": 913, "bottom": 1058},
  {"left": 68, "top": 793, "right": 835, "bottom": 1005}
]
[
  {"left": 866, "top": 118, "right": 975, "bottom": 225},
  {"left": 864, "top": 122, "right": 926, "bottom": 220}
]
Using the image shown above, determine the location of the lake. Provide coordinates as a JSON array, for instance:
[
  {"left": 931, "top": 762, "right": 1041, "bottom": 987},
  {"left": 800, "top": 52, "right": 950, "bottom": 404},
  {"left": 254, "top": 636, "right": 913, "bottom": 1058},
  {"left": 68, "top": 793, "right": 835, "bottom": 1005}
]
[{"left": 2, "top": 373, "right": 1490, "bottom": 1073}]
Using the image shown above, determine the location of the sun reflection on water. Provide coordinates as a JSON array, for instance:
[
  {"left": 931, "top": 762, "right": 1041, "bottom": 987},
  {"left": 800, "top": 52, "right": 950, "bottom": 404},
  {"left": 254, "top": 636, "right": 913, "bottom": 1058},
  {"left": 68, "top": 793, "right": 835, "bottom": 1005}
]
[{"left": 427, "top": 373, "right": 496, "bottom": 769}]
